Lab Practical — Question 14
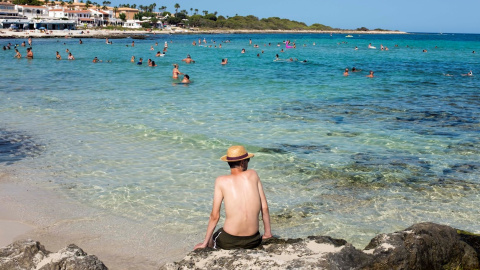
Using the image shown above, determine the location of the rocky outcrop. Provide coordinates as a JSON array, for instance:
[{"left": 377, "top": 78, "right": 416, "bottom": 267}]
[
  {"left": 162, "top": 222, "right": 480, "bottom": 270},
  {"left": 0, "top": 239, "right": 107, "bottom": 270},
  {"left": 1, "top": 223, "right": 478, "bottom": 270}
]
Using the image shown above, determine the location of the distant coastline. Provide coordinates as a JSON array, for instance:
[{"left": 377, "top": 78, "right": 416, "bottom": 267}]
[{"left": 0, "top": 28, "right": 408, "bottom": 39}]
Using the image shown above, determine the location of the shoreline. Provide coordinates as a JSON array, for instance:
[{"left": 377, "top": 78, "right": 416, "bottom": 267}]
[
  {"left": 0, "top": 169, "right": 190, "bottom": 269},
  {"left": 0, "top": 28, "right": 408, "bottom": 39}
]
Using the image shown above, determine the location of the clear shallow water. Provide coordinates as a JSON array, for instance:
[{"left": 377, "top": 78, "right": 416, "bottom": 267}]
[{"left": 1, "top": 33, "right": 479, "bottom": 248}]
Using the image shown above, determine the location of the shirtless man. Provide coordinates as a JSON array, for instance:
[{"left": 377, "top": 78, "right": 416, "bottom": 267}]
[
  {"left": 221, "top": 58, "right": 228, "bottom": 65},
  {"left": 181, "top": 74, "right": 190, "bottom": 83},
  {"left": 56, "top": 51, "right": 61, "bottom": 60},
  {"left": 172, "top": 64, "right": 183, "bottom": 79},
  {"left": 182, "top": 54, "right": 195, "bottom": 63},
  {"left": 194, "top": 146, "right": 273, "bottom": 250},
  {"left": 366, "top": 70, "right": 375, "bottom": 78},
  {"left": 26, "top": 48, "right": 33, "bottom": 59},
  {"left": 343, "top": 68, "right": 349, "bottom": 76}
]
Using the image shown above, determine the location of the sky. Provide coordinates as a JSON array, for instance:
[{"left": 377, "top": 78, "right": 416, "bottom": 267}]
[{"left": 108, "top": 0, "right": 480, "bottom": 34}]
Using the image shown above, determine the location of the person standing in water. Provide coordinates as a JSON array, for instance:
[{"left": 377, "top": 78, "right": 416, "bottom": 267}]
[{"left": 172, "top": 64, "right": 183, "bottom": 79}]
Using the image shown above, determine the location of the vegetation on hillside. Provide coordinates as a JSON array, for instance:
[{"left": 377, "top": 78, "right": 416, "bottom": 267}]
[{"left": 9, "top": 0, "right": 393, "bottom": 31}]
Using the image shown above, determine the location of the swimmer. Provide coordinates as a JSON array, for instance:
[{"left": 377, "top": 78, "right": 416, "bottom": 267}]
[
  {"left": 422, "top": 49, "right": 427, "bottom": 53},
  {"left": 182, "top": 54, "right": 195, "bottom": 63},
  {"left": 172, "top": 64, "right": 183, "bottom": 79},
  {"left": 21, "top": 41, "right": 26, "bottom": 47},
  {"left": 147, "top": 59, "right": 152, "bottom": 66},
  {"left": 137, "top": 58, "right": 143, "bottom": 65},
  {"left": 150, "top": 45, "right": 154, "bottom": 50},
  {"left": 368, "top": 43, "right": 375, "bottom": 49},
  {"left": 28, "top": 37, "right": 32, "bottom": 46},
  {"left": 241, "top": 48, "right": 246, "bottom": 54},
  {"left": 26, "top": 47, "right": 33, "bottom": 59},
  {"left": 56, "top": 51, "right": 61, "bottom": 60},
  {"left": 181, "top": 74, "right": 191, "bottom": 84},
  {"left": 68, "top": 52, "right": 75, "bottom": 60},
  {"left": 461, "top": 70, "right": 473, "bottom": 77},
  {"left": 352, "top": 67, "right": 362, "bottom": 72},
  {"left": 221, "top": 58, "right": 228, "bottom": 65},
  {"left": 150, "top": 61, "right": 157, "bottom": 67},
  {"left": 79, "top": 39, "right": 83, "bottom": 44},
  {"left": 92, "top": 56, "right": 100, "bottom": 63},
  {"left": 131, "top": 56, "right": 135, "bottom": 62},
  {"left": 66, "top": 48, "right": 70, "bottom": 53},
  {"left": 366, "top": 70, "right": 375, "bottom": 78},
  {"left": 14, "top": 49, "right": 22, "bottom": 58},
  {"left": 343, "top": 68, "right": 349, "bottom": 76},
  {"left": 132, "top": 41, "right": 135, "bottom": 47},
  {"left": 355, "top": 46, "right": 358, "bottom": 50}
]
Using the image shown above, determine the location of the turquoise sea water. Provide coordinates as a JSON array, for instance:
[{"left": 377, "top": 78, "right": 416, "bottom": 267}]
[{"left": 1, "top": 33, "right": 479, "bottom": 248}]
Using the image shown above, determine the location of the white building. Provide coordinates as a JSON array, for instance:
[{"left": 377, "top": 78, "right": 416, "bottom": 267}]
[
  {"left": 15, "top": 5, "right": 49, "bottom": 19},
  {"left": 48, "top": 8, "right": 66, "bottom": 19},
  {"left": 65, "top": 10, "right": 92, "bottom": 26}
]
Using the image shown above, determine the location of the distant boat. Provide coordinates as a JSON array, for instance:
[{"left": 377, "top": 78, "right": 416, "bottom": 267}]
[{"left": 346, "top": 35, "right": 353, "bottom": 38}]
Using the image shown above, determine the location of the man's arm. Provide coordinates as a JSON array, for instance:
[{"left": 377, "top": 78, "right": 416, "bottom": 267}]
[
  {"left": 257, "top": 178, "right": 273, "bottom": 239},
  {"left": 194, "top": 178, "right": 223, "bottom": 250}
]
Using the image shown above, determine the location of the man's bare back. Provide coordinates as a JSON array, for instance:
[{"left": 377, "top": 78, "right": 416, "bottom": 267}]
[
  {"left": 218, "top": 169, "right": 262, "bottom": 236},
  {"left": 194, "top": 146, "right": 272, "bottom": 250}
]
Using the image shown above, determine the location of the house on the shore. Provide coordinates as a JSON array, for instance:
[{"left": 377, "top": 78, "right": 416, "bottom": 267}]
[
  {"left": 0, "top": 4, "right": 75, "bottom": 30},
  {"left": 0, "top": 2, "right": 19, "bottom": 19}
]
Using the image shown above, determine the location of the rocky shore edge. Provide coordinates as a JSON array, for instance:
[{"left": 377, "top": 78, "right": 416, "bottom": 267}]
[{"left": 1, "top": 222, "right": 479, "bottom": 270}]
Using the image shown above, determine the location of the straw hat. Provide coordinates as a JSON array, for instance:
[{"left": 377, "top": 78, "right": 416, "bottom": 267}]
[{"left": 220, "top": 146, "right": 254, "bottom": 162}]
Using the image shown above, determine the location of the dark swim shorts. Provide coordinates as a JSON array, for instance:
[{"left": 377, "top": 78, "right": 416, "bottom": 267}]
[{"left": 212, "top": 228, "right": 262, "bottom": 249}]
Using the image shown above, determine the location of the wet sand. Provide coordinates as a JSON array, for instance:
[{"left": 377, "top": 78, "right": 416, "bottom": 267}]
[{"left": 0, "top": 169, "right": 190, "bottom": 269}]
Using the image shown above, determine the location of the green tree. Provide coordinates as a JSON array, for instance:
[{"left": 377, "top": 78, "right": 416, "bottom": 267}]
[
  {"left": 167, "top": 16, "right": 181, "bottom": 25},
  {"left": 150, "top": 17, "right": 158, "bottom": 28},
  {"left": 174, "top": 3, "right": 180, "bottom": 16},
  {"left": 119, "top": 12, "right": 126, "bottom": 22}
]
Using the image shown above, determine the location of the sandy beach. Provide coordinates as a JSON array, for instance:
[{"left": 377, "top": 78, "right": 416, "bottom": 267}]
[
  {"left": 0, "top": 168, "right": 190, "bottom": 269},
  {"left": 0, "top": 28, "right": 407, "bottom": 39}
]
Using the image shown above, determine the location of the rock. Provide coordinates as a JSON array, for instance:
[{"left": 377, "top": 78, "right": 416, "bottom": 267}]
[
  {"left": 363, "top": 223, "right": 479, "bottom": 270},
  {"left": 0, "top": 239, "right": 108, "bottom": 270},
  {"left": 162, "top": 223, "right": 480, "bottom": 270}
]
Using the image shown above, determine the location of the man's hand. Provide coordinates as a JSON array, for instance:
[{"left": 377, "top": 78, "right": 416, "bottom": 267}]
[
  {"left": 194, "top": 242, "right": 207, "bottom": 250},
  {"left": 262, "top": 233, "right": 273, "bottom": 240}
]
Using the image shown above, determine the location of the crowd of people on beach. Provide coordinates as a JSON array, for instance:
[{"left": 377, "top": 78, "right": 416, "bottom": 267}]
[{"left": 2, "top": 35, "right": 476, "bottom": 82}]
